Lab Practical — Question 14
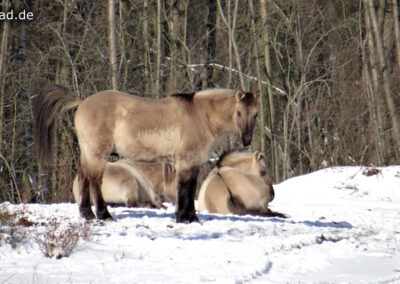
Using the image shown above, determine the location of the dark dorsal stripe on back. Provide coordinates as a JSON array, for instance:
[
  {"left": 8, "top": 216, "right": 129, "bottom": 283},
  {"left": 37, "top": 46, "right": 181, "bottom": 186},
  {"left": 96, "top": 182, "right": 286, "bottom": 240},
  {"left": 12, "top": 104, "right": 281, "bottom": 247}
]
[
  {"left": 216, "top": 148, "right": 248, "bottom": 167},
  {"left": 216, "top": 150, "right": 233, "bottom": 168},
  {"left": 171, "top": 92, "right": 196, "bottom": 102}
]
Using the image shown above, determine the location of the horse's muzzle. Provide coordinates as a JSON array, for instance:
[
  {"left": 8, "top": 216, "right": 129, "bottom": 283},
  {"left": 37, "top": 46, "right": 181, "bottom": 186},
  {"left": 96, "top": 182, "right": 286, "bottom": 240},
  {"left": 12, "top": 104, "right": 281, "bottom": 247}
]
[{"left": 242, "top": 136, "right": 252, "bottom": 147}]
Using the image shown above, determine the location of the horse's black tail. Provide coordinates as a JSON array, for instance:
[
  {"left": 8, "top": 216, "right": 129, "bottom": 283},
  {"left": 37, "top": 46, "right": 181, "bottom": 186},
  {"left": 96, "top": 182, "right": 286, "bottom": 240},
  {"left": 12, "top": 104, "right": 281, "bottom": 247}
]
[{"left": 33, "top": 85, "right": 82, "bottom": 165}]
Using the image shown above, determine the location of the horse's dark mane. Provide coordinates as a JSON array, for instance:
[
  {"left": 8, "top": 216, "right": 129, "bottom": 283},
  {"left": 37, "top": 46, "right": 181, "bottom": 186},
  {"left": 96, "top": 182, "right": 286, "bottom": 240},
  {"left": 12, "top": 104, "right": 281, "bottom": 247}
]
[
  {"left": 171, "top": 92, "right": 196, "bottom": 102},
  {"left": 216, "top": 148, "right": 248, "bottom": 167}
]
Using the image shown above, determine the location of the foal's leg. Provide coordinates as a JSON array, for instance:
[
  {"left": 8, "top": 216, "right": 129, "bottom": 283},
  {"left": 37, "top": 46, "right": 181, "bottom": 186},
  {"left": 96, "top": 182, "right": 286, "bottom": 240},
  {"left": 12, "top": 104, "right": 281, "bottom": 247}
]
[{"left": 175, "top": 166, "right": 199, "bottom": 223}]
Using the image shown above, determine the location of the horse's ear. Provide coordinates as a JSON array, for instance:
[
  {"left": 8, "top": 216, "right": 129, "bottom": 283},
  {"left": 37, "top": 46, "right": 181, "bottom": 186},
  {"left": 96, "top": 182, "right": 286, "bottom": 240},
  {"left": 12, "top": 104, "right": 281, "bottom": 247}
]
[
  {"left": 254, "top": 90, "right": 261, "bottom": 102},
  {"left": 253, "top": 151, "right": 264, "bottom": 162},
  {"left": 235, "top": 90, "right": 245, "bottom": 102}
]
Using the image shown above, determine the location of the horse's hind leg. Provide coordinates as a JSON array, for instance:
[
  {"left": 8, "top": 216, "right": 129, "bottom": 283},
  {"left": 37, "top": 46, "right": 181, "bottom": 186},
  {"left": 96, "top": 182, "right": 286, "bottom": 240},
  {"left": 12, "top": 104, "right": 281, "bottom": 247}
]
[
  {"left": 79, "top": 161, "right": 112, "bottom": 220},
  {"left": 175, "top": 166, "right": 199, "bottom": 223},
  {"left": 78, "top": 169, "right": 95, "bottom": 219},
  {"left": 75, "top": 103, "right": 114, "bottom": 220},
  {"left": 88, "top": 170, "right": 111, "bottom": 219}
]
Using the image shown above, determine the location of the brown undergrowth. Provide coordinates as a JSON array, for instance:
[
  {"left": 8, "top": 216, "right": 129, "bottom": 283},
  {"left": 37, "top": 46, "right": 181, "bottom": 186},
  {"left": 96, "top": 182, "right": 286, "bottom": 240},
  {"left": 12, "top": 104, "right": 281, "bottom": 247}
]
[{"left": 0, "top": 203, "right": 93, "bottom": 259}]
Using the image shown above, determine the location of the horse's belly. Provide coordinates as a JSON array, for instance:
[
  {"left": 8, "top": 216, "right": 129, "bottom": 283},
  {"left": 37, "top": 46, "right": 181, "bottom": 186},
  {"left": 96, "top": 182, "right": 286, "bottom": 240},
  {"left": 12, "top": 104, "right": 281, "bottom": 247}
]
[{"left": 116, "top": 127, "right": 180, "bottom": 160}]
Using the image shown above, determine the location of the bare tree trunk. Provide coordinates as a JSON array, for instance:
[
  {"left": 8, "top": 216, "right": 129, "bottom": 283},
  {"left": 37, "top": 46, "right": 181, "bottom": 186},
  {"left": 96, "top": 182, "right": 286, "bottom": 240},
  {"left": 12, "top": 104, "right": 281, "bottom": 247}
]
[
  {"left": 155, "top": 0, "right": 162, "bottom": 97},
  {"left": 248, "top": 0, "right": 265, "bottom": 154},
  {"left": 259, "top": 0, "right": 280, "bottom": 181},
  {"left": 227, "top": 0, "right": 233, "bottom": 87},
  {"left": 16, "top": 0, "right": 33, "bottom": 202},
  {"left": 362, "top": 4, "right": 386, "bottom": 164},
  {"left": 366, "top": 0, "right": 400, "bottom": 158},
  {"left": 180, "top": 0, "right": 195, "bottom": 90},
  {"left": 392, "top": 0, "right": 400, "bottom": 78},
  {"left": 142, "top": 0, "right": 152, "bottom": 94},
  {"left": 167, "top": 0, "right": 178, "bottom": 93},
  {"left": 118, "top": 1, "right": 128, "bottom": 91},
  {"left": 206, "top": 0, "right": 217, "bottom": 88},
  {"left": 0, "top": 0, "right": 10, "bottom": 153},
  {"left": 108, "top": 0, "right": 118, "bottom": 90},
  {"left": 217, "top": 0, "right": 245, "bottom": 89},
  {"left": 51, "top": 0, "right": 70, "bottom": 197},
  {"left": 55, "top": 0, "right": 69, "bottom": 85}
]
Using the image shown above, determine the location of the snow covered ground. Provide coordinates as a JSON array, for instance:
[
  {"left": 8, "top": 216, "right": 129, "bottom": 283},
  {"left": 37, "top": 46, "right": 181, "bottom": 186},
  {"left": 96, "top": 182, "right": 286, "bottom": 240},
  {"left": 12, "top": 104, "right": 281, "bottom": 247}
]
[{"left": 1, "top": 166, "right": 400, "bottom": 283}]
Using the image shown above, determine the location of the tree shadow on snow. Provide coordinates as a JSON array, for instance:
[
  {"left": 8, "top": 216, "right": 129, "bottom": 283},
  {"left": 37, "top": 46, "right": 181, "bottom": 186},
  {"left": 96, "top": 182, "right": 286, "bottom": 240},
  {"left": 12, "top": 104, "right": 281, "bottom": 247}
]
[
  {"left": 298, "top": 220, "right": 353, "bottom": 229},
  {"left": 112, "top": 208, "right": 353, "bottom": 230},
  {"left": 197, "top": 213, "right": 353, "bottom": 229},
  {"left": 114, "top": 208, "right": 176, "bottom": 220},
  {"left": 197, "top": 213, "right": 288, "bottom": 224}
]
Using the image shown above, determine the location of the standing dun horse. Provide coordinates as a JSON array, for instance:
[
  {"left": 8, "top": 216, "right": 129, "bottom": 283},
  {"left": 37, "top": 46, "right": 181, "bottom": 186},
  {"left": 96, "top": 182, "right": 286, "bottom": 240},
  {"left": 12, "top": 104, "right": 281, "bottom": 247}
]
[{"left": 33, "top": 85, "right": 260, "bottom": 223}]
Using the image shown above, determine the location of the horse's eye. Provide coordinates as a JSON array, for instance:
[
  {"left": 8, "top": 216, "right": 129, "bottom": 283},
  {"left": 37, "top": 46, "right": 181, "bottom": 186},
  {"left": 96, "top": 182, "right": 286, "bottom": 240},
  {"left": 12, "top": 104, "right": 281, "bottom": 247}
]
[{"left": 237, "top": 111, "right": 241, "bottom": 117}]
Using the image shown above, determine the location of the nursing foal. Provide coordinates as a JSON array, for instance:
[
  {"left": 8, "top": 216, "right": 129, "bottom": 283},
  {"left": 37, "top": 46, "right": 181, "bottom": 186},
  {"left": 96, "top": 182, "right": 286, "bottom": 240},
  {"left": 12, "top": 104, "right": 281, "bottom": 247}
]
[{"left": 72, "top": 159, "right": 165, "bottom": 209}]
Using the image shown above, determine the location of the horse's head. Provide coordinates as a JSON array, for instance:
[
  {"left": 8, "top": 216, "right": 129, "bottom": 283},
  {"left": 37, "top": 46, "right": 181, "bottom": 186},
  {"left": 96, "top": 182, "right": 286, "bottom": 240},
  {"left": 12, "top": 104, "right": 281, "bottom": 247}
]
[{"left": 233, "top": 90, "right": 261, "bottom": 147}]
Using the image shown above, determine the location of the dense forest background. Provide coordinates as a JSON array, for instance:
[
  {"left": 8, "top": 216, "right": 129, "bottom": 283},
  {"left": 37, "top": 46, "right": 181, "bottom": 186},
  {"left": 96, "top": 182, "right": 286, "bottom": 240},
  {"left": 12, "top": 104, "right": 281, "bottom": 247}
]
[{"left": 0, "top": 0, "right": 399, "bottom": 204}]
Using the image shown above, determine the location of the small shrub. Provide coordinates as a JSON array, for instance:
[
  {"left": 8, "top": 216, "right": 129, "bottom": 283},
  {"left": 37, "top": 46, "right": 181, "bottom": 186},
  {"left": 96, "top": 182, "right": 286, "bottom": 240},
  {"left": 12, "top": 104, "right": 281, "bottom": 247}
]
[
  {"left": 0, "top": 203, "right": 27, "bottom": 248},
  {"left": 35, "top": 218, "right": 93, "bottom": 259}
]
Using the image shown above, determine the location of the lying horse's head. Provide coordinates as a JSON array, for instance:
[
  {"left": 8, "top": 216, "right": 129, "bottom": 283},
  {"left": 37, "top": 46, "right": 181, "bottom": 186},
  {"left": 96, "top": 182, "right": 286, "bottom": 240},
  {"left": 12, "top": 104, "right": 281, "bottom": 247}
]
[{"left": 233, "top": 90, "right": 260, "bottom": 147}]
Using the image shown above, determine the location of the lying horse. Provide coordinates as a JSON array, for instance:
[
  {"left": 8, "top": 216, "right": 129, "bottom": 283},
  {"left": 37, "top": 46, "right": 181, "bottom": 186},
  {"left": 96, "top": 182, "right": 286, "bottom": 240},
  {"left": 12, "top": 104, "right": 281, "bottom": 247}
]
[
  {"left": 217, "top": 150, "right": 275, "bottom": 200},
  {"left": 122, "top": 159, "right": 177, "bottom": 204},
  {"left": 72, "top": 159, "right": 164, "bottom": 208},
  {"left": 33, "top": 86, "right": 260, "bottom": 222},
  {"left": 198, "top": 151, "right": 279, "bottom": 216}
]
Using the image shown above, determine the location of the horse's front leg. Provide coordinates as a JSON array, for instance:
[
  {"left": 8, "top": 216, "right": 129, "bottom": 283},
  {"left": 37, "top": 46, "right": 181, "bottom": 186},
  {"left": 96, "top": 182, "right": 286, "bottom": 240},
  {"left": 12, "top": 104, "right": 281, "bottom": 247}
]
[{"left": 175, "top": 166, "right": 199, "bottom": 223}]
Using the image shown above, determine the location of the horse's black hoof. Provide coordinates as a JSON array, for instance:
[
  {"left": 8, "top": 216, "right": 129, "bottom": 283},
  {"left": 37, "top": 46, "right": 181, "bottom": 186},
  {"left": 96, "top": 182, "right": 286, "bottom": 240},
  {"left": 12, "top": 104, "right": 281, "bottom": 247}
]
[
  {"left": 96, "top": 208, "right": 113, "bottom": 220},
  {"left": 176, "top": 212, "right": 199, "bottom": 223},
  {"left": 80, "top": 207, "right": 95, "bottom": 220}
]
